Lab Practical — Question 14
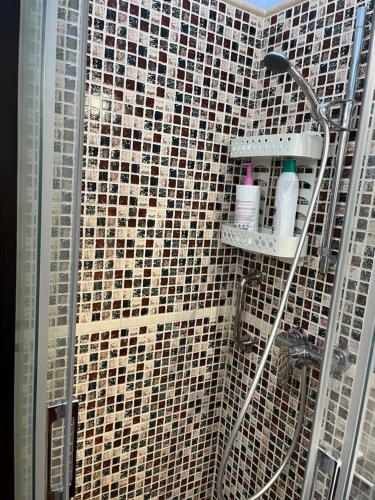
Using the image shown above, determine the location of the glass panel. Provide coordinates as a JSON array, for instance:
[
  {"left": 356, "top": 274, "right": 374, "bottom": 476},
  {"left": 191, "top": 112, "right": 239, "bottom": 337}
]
[
  {"left": 15, "top": 0, "right": 44, "bottom": 497},
  {"left": 306, "top": 22, "right": 375, "bottom": 499},
  {"left": 15, "top": 0, "right": 87, "bottom": 498},
  {"left": 348, "top": 329, "right": 375, "bottom": 498}
]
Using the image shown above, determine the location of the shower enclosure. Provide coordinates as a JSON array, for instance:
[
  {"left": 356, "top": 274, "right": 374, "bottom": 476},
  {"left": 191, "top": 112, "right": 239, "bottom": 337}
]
[{"left": 14, "top": 0, "right": 375, "bottom": 499}]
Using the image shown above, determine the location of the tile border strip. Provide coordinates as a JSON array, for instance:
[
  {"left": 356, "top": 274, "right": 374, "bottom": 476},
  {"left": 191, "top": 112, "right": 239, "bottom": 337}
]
[
  {"left": 74, "top": 307, "right": 268, "bottom": 335},
  {"left": 75, "top": 305, "right": 233, "bottom": 334}
]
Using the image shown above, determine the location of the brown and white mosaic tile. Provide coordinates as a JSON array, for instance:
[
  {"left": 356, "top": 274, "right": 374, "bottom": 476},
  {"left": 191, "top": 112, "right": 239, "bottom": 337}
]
[{"left": 73, "top": 0, "right": 375, "bottom": 499}]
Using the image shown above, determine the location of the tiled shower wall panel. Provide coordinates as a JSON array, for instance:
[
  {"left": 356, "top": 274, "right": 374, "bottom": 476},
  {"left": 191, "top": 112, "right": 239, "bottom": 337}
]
[
  {"left": 77, "top": 0, "right": 261, "bottom": 324},
  {"left": 74, "top": 314, "right": 231, "bottom": 499},
  {"left": 73, "top": 0, "right": 375, "bottom": 498},
  {"left": 217, "top": 1, "right": 373, "bottom": 499},
  {"left": 74, "top": 0, "right": 262, "bottom": 498}
]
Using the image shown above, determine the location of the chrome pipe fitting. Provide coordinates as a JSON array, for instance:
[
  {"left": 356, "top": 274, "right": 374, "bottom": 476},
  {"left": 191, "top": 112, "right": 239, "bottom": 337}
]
[
  {"left": 275, "top": 328, "right": 350, "bottom": 387},
  {"left": 233, "top": 269, "right": 262, "bottom": 351}
]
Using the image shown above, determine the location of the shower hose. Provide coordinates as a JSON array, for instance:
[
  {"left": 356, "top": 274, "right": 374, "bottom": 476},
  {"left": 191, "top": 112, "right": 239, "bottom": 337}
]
[{"left": 216, "top": 118, "right": 330, "bottom": 500}]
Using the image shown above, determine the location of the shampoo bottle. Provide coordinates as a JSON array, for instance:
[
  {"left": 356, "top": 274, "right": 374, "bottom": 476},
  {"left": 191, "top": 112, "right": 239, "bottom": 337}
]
[
  {"left": 274, "top": 159, "right": 299, "bottom": 237},
  {"left": 234, "top": 163, "right": 261, "bottom": 232}
]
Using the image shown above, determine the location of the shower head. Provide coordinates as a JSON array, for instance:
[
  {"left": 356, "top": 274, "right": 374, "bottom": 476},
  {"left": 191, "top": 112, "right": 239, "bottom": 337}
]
[
  {"left": 262, "top": 51, "right": 322, "bottom": 124},
  {"left": 263, "top": 51, "right": 291, "bottom": 74}
]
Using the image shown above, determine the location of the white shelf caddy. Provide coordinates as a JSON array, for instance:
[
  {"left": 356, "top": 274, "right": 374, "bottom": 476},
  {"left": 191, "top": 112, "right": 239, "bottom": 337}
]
[
  {"left": 230, "top": 132, "right": 323, "bottom": 161},
  {"left": 222, "top": 132, "right": 322, "bottom": 259},
  {"left": 221, "top": 225, "right": 308, "bottom": 259}
]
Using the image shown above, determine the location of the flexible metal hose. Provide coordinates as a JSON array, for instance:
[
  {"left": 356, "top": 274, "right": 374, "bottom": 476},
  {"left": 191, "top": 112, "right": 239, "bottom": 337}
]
[
  {"left": 217, "top": 118, "right": 330, "bottom": 500},
  {"left": 245, "top": 365, "right": 307, "bottom": 499}
]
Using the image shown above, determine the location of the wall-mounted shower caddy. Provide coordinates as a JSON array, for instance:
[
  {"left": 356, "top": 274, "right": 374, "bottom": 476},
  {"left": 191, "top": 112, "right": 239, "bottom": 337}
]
[{"left": 221, "top": 132, "right": 323, "bottom": 259}]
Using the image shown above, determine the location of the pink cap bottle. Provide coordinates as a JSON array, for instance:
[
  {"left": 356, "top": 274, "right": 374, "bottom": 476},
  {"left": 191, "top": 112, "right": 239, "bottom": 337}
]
[
  {"left": 243, "top": 163, "right": 254, "bottom": 186},
  {"left": 234, "top": 163, "right": 260, "bottom": 232}
]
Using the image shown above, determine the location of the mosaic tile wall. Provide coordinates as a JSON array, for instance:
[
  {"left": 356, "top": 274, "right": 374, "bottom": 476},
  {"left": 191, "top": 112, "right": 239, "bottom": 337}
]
[
  {"left": 74, "top": 314, "right": 231, "bottom": 498},
  {"left": 74, "top": 0, "right": 260, "bottom": 497},
  {"left": 77, "top": 0, "right": 261, "bottom": 325},
  {"left": 73, "top": 0, "right": 375, "bottom": 498},
  {"left": 217, "top": 1, "right": 375, "bottom": 500}
]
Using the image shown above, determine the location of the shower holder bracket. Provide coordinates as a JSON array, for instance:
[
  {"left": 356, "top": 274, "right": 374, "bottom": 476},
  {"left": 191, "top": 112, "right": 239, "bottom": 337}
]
[{"left": 318, "top": 98, "right": 357, "bottom": 132}]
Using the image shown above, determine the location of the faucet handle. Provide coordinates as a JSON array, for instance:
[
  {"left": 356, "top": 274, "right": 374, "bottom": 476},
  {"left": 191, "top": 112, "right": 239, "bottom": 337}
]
[{"left": 277, "top": 346, "right": 292, "bottom": 388}]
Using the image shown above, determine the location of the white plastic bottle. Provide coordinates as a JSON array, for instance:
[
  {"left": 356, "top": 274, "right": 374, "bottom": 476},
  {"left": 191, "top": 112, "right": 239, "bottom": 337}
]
[
  {"left": 274, "top": 159, "right": 299, "bottom": 237},
  {"left": 234, "top": 163, "right": 261, "bottom": 232}
]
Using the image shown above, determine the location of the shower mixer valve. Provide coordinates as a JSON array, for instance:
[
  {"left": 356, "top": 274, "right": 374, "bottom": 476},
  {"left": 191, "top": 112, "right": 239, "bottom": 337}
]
[{"left": 275, "top": 328, "right": 350, "bottom": 387}]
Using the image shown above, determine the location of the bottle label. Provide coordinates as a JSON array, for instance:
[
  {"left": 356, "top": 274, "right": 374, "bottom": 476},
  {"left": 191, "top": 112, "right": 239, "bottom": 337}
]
[{"left": 234, "top": 200, "right": 258, "bottom": 231}]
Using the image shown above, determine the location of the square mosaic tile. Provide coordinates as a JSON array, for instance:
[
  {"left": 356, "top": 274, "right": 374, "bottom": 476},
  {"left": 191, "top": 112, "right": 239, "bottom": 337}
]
[{"left": 74, "top": 0, "right": 375, "bottom": 499}]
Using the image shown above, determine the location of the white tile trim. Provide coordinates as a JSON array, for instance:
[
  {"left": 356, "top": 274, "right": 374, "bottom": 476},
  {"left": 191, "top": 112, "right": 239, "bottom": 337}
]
[
  {"left": 224, "top": 0, "right": 266, "bottom": 16},
  {"left": 76, "top": 305, "right": 231, "bottom": 334}
]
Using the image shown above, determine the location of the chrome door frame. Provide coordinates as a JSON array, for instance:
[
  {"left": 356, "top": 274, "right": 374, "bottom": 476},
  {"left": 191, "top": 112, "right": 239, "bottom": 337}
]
[
  {"left": 332, "top": 14, "right": 375, "bottom": 498},
  {"left": 34, "top": 1, "right": 59, "bottom": 499},
  {"left": 302, "top": 10, "right": 375, "bottom": 498},
  {"left": 15, "top": 0, "right": 89, "bottom": 498}
]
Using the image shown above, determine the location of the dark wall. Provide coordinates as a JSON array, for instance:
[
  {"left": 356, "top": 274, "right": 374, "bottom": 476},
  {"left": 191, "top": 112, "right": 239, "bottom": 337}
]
[{"left": 0, "top": 0, "right": 20, "bottom": 497}]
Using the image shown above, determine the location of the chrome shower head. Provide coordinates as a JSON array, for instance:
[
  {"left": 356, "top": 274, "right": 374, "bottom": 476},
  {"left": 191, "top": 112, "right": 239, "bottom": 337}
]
[
  {"left": 263, "top": 51, "right": 291, "bottom": 74},
  {"left": 262, "top": 50, "right": 322, "bottom": 124}
]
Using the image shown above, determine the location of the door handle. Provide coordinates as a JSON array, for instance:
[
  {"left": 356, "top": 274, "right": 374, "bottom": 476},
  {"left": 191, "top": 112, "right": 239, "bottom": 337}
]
[
  {"left": 69, "top": 399, "right": 79, "bottom": 498},
  {"left": 47, "top": 402, "right": 64, "bottom": 500},
  {"left": 316, "top": 447, "right": 342, "bottom": 500},
  {"left": 47, "top": 399, "right": 79, "bottom": 499}
]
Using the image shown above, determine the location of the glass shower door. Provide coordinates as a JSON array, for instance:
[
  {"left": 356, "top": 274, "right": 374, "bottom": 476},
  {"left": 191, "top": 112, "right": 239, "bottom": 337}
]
[
  {"left": 15, "top": 0, "right": 88, "bottom": 498},
  {"left": 302, "top": 8, "right": 375, "bottom": 499},
  {"left": 332, "top": 20, "right": 375, "bottom": 496},
  {"left": 344, "top": 344, "right": 375, "bottom": 498}
]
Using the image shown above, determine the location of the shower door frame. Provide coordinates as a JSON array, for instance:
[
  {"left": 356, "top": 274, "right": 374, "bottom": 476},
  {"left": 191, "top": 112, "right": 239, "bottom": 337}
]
[
  {"left": 33, "top": 2, "right": 59, "bottom": 497},
  {"left": 331, "top": 12, "right": 375, "bottom": 496},
  {"left": 15, "top": 0, "right": 88, "bottom": 498},
  {"left": 302, "top": 10, "right": 375, "bottom": 498}
]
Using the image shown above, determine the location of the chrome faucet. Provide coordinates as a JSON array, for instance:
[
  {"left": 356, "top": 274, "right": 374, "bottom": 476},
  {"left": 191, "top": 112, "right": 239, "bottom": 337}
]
[{"left": 275, "top": 328, "right": 350, "bottom": 387}]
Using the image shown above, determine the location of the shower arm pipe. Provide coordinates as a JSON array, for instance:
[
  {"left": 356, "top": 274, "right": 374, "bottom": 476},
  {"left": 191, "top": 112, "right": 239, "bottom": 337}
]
[
  {"left": 319, "top": 5, "right": 366, "bottom": 274},
  {"left": 217, "top": 117, "right": 330, "bottom": 500}
]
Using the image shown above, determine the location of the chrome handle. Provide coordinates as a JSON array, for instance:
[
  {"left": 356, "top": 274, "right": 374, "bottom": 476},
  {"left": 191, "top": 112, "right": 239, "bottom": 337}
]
[
  {"left": 69, "top": 399, "right": 79, "bottom": 498},
  {"left": 317, "top": 447, "right": 341, "bottom": 500},
  {"left": 47, "top": 402, "right": 65, "bottom": 500},
  {"left": 233, "top": 269, "right": 261, "bottom": 351},
  {"left": 47, "top": 399, "right": 79, "bottom": 499}
]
